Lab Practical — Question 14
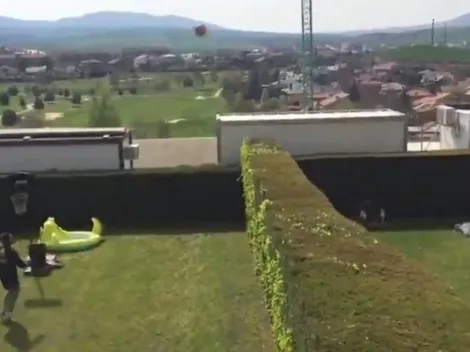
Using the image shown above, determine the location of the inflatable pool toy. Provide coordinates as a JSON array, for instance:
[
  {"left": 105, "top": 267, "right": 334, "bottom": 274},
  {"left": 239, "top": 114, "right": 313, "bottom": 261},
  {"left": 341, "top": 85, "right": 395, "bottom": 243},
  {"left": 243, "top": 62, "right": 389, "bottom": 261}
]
[{"left": 39, "top": 217, "right": 104, "bottom": 253}]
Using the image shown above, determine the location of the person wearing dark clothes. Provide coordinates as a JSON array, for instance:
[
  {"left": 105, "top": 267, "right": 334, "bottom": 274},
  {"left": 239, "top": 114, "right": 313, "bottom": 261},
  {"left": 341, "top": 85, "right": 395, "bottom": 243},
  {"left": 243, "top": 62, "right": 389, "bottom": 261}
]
[{"left": 0, "top": 232, "right": 26, "bottom": 323}]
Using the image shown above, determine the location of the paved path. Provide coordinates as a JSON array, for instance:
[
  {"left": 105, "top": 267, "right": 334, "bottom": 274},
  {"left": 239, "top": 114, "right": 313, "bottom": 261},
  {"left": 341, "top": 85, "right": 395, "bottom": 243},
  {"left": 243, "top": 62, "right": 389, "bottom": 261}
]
[{"left": 135, "top": 137, "right": 217, "bottom": 168}]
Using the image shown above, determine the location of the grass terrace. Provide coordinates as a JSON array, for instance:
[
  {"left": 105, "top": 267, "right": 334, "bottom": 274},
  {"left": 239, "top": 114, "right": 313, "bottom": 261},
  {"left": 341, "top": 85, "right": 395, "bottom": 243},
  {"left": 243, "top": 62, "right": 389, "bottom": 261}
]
[
  {"left": 377, "top": 229, "right": 470, "bottom": 303},
  {"left": 0, "top": 233, "right": 273, "bottom": 352},
  {"left": 242, "top": 140, "right": 470, "bottom": 351}
]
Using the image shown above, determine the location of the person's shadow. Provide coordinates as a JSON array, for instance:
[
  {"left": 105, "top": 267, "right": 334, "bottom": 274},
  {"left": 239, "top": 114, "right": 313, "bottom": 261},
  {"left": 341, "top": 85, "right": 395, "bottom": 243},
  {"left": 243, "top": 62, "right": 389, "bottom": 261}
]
[{"left": 3, "top": 321, "right": 45, "bottom": 352}]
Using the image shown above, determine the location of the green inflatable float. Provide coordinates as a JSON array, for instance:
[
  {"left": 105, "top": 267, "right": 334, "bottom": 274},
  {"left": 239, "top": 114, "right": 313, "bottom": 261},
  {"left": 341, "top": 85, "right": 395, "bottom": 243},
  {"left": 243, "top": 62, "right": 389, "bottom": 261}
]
[{"left": 39, "top": 217, "right": 104, "bottom": 253}]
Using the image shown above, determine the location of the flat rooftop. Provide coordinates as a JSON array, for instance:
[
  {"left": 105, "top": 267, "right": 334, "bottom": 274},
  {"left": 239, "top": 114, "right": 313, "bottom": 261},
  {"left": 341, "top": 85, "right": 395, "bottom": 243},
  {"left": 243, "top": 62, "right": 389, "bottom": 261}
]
[
  {"left": 0, "top": 127, "right": 128, "bottom": 136},
  {"left": 217, "top": 109, "right": 405, "bottom": 123}
]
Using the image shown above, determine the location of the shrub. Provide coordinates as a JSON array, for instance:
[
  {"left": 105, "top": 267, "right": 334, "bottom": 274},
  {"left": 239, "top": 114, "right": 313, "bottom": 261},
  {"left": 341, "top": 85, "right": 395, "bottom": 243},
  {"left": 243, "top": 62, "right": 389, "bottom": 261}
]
[
  {"left": 118, "top": 89, "right": 123, "bottom": 96},
  {"left": 89, "top": 88, "right": 95, "bottom": 96},
  {"left": 71, "top": 92, "right": 81, "bottom": 105},
  {"left": 182, "top": 76, "right": 194, "bottom": 87},
  {"left": 1, "top": 109, "right": 18, "bottom": 126},
  {"left": 128, "top": 87, "right": 137, "bottom": 95},
  {"left": 31, "top": 85, "right": 41, "bottom": 97},
  {"left": 153, "top": 80, "right": 171, "bottom": 92},
  {"left": 210, "top": 70, "right": 218, "bottom": 83},
  {"left": 241, "top": 140, "right": 470, "bottom": 351},
  {"left": 57, "top": 89, "right": 64, "bottom": 96},
  {"left": 19, "top": 95, "right": 27, "bottom": 109},
  {"left": 63, "top": 88, "right": 70, "bottom": 98},
  {"left": 33, "top": 97, "right": 45, "bottom": 110},
  {"left": 88, "top": 88, "right": 121, "bottom": 127},
  {"left": 8, "top": 86, "right": 19, "bottom": 96},
  {"left": 23, "top": 85, "right": 32, "bottom": 95},
  {"left": 259, "top": 97, "right": 281, "bottom": 111},
  {"left": 232, "top": 92, "right": 255, "bottom": 112},
  {"left": 192, "top": 72, "right": 204, "bottom": 85},
  {"left": 0, "top": 92, "right": 9, "bottom": 106},
  {"left": 43, "top": 91, "right": 55, "bottom": 102}
]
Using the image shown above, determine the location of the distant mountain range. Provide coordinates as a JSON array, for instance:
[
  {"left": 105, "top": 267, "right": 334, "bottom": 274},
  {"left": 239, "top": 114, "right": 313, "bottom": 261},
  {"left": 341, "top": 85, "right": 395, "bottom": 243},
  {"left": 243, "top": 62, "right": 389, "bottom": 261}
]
[
  {"left": 340, "top": 12, "right": 470, "bottom": 35},
  {"left": 0, "top": 12, "right": 223, "bottom": 30},
  {"left": 0, "top": 11, "right": 469, "bottom": 52}
]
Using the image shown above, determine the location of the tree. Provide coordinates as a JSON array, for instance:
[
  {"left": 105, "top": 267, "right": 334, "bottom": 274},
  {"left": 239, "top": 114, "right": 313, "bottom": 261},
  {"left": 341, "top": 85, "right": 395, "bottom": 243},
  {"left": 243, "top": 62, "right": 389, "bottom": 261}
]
[
  {"left": 34, "top": 71, "right": 51, "bottom": 86},
  {"left": 19, "top": 95, "right": 27, "bottom": 109},
  {"left": 88, "top": 87, "right": 122, "bottom": 127},
  {"left": 33, "top": 97, "right": 45, "bottom": 110},
  {"left": 0, "top": 92, "right": 9, "bottom": 106},
  {"left": 38, "top": 56, "right": 54, "bottom": 70},
  {"left": 246, "top": 68, "right": 262, "bottom": 101},
  {"left": 182, "top": 76, "right": 194, "bottom": 87},
  {"left": 71, "top": 92, "right": 82, "bottom": 105},
  {"left": 348, "top": 80, "right": 361, "bottom": 103},
  {"left": 428, "top": 83, "right": 438, "bottom": 95},
  {"left": 16, "top": 58, "right": 27, "bottom": 73},
  {"left": 221, "top": 74, "right": 244, "bottom": 96},
  {"left": 174, "top": 74, "right": 185, "bottom": 86},
  {"left": 259, "top": 97, "right": 282, "bottom": 112},
  {"left": 400, "top": 87, "right": 412, "bottom": 110},
  {"left": 233, "top": 92, "right": 255, "bottom": 112},
  {"left": 271, "top": 69, "right": 280, "bottom": 82},
  {"left": 153, "top": 80, "right": 171, "bottom": 92},
  {"left": 260, "top": 87, "right": 269, "bottom": 103},
  {"left": 210, "top": 70, "right": 218, "bottom": 83},
  {"left": 64, "top": 88, "right": 70, "bottom": 98},
  {"left": 257, "top": 65, "right": 271, "bottom": 85},
  {"left": 108, "top": 71, "right": 120, "bottom": 90},
  {"left": 31, "top": 85, "right": 42, "bottom": 98},
  {"left": 2, "top": 109, "right": 18, "bottom": 127},
  {"left": 222, "top": 89, "right": 236, "bottom": 109},
  {"left": 8, "top": 86, "right": 19, "bottom": 96},
  {"left": 130, "top": 70, "right": 139, "bottom": 91},
  {"left": 44, "top": 91, "right": 55, "bottom": 102},
  {"left": 449, "top": 85, "right": 467, "bottom": 102},
  {"left": 192, "top": 72, "right": 205, "bottom": 85}
]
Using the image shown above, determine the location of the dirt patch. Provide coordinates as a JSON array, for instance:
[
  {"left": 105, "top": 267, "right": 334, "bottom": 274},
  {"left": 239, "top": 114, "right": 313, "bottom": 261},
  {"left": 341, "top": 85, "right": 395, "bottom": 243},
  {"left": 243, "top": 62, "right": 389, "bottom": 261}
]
[
  {"left": 45, "top": 112, "right": 64, "bottom": 121},
  {"left": 166, "top": 118, "right": 186, "bottom": 124}
]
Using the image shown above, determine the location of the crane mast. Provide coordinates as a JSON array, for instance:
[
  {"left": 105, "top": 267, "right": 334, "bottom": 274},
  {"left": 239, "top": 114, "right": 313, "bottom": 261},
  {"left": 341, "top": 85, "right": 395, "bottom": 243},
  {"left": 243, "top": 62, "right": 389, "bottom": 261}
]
[{"left": 301, "top": 0, "right": 314, "bottom": 111}]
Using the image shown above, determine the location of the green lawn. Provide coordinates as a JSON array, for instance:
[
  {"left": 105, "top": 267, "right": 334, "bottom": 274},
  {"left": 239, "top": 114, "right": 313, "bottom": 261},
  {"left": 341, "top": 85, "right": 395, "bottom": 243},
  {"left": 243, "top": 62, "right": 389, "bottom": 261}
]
[
  {"left": 4, "top": 77, "right": 226, "bottom": 137},
  {"left": 0, "top": 233, "right": 274, "bottom": 352},
  {"left": 381, "top": 45, "right": 470, "bottom": 63},
  {"left": 376, "top": 229, "right": 470, "bottom": 299},
  {"left": 0, "top": 72, "right": 229, "bottom": 137},
  {"left": 42, "top": 88, "right": 225, "bottom": 137},
  {"left": 0, "top": 72, "right": 175, "bottom": 92}
]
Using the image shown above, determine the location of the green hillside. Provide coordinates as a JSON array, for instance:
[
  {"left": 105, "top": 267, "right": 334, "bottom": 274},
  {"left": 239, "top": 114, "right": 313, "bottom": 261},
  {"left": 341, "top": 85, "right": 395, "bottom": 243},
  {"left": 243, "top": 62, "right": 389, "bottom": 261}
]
[{"left": 381, "top": 45, "right": 470, "bottom": 62}]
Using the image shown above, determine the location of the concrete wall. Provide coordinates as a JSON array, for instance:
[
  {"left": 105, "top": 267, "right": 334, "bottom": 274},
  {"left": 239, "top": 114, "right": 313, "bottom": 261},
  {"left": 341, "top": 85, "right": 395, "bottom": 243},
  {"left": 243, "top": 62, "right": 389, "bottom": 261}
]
[
  {"left": 0, "top": 144, "right": 121, "bottom": 173},
  {"left": 217, "top": 114, "right": 407, "bottom": 166}
]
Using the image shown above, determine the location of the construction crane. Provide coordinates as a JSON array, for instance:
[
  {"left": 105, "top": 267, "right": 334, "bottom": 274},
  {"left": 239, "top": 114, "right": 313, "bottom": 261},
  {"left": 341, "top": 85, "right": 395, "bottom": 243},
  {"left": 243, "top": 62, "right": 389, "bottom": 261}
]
[{"left": 301, "top": 0, "right": 314, "bottom": 111}]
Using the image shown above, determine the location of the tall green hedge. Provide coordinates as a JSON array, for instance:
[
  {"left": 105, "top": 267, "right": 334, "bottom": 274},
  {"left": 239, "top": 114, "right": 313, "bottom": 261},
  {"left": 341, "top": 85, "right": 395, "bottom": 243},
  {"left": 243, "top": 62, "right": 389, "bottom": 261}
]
[{"left": 241, "top": 140, "right": 470, "bottom": 351}]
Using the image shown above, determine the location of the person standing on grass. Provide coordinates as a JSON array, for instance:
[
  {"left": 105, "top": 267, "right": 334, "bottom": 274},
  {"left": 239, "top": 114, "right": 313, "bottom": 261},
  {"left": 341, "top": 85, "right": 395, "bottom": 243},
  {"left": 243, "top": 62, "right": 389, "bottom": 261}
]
[{"left": 0, "top": 232, "right": 27, "bottom": 323}]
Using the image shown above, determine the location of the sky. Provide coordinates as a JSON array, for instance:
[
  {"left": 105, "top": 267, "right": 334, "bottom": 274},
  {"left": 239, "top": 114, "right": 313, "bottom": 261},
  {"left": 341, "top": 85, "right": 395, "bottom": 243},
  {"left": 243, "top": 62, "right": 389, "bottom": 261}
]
[{"left": 0, "top": 1, "right": 468, "bottom": 33}]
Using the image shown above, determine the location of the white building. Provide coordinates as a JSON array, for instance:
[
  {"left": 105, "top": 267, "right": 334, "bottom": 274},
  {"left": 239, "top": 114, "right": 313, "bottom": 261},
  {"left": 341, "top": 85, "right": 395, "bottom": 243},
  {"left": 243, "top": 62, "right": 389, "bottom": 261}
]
[
  {"left": 0, "top": 128, "right": 139, "bottom": 174},
  {"left": 216, "top": 109, "right": 407, "bottom": 166},
  {"left": 437, "top": 104, "right": 470, "bottom": 150}
]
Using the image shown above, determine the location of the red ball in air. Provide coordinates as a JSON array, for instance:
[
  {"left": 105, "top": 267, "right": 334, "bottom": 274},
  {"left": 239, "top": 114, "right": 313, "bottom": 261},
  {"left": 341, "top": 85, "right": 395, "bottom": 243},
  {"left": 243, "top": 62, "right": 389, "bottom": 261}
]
[{"left": 194, "top": 24, "right": 208, "bottom": 37}]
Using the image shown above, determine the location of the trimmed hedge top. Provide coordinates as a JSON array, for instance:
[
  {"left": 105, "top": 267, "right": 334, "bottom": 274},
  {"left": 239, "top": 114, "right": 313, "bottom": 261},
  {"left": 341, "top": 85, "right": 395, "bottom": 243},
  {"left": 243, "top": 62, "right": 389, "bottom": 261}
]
[{"left": 243, "top": 140, "right": 470, "bottom": 351}]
